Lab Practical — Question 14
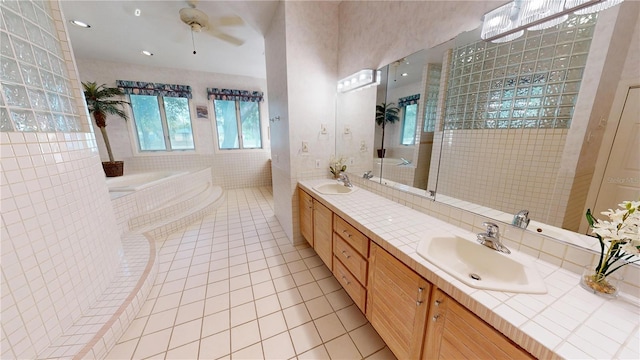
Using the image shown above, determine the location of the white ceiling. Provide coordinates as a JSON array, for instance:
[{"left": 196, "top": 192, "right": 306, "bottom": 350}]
[{"left": 59, "top": 0, "right": 280, "bottom": 79}]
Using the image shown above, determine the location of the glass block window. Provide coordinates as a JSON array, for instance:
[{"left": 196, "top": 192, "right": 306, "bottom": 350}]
[
  {"left": 423, "top": 63, "right": 442, "bottom": 132},
  {"left": 0, "top": 0, "right": 83, "bottom": 132},
  {"left": 443, "top": 14, "right": 597, "bottom": 130}
]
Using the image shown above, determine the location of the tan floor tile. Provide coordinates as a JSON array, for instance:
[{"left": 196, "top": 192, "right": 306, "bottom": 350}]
[
  {"left": 314, "top": 313, "right": 346, "bottom": 342},
  {"left": 262, "top": 331, "right": 296, "bottom": 360},
  {"left": 199, "top": 330, "right": 231, "bottom": 359},
  {"left": 283, "top": 303, "right": 312, "bottom": 329},
  {"left": 230, "top": 320, "right": 260, "bottom": 352},
  {"left": 289, "top": 322, "right": 322, "bottom": 354},
  {"left": 349, "top": 323, "right": 386, "bottom": 357},
  {"left": 258, "top": 311, "right": 288, "bottom": 340},
  {"left": 325, "top": 333, "right": 362, "bottom": 360}
]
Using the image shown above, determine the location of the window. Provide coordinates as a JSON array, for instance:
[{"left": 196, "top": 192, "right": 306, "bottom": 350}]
[
  {"left": 401, "top": 103, "right": 418, "bottom": 145},
  {"left": 130, "top": 94, "right": 194, "bottom": 151},
  {"left": 213, "top": 99, "right": 262, "bottom": 150}
]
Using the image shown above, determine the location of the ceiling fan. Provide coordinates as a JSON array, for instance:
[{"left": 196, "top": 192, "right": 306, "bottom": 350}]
[{"left": 178, "top": 0, "right": 245, "bottom": 48}]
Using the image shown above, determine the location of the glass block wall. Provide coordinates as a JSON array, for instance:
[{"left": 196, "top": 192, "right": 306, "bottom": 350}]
[
  {"left": 422, "top": 63, "right": 441, "bottom": 132},
  {"left": 444, "top": 14, "right": 597, "bottom": 130},
  {"left": 0, "top": 0, "right": 83, "bottom": 132}
]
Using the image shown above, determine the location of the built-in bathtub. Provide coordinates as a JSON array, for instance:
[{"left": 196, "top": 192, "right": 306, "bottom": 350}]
[{"left": 105, "top": 171, "right": 189, "bottom": 192}]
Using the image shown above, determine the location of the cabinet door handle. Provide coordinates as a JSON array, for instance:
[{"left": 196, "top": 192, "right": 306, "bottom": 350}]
[
  {"left": 434, "top": 300, "right": 442, "bottom": 306},
  {"left": 341, "top": 275, "right": 351, "bottom": 285},
  {"left": 341, "top": 250, "right": 351, "bottom": 259},
  {"left": 416, "top": 287, "right": 424, "bottom": 306},
  {"left": 342, "top": 229, "right": 352, "bottom": 238}
]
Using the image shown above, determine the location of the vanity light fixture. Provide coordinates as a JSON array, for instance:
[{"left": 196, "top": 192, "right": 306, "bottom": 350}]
[
  {"left": 481, "top": 0, "right": 625, "bottom": 43},
  {"left": 141, "top": 50, "right": 153, "bottom": 56},
  {"left": 69, "top": 20, "right": 91, "bottom": 28},
  {"left": 337, "top": 69, "right": 382, "bottom": 93}
]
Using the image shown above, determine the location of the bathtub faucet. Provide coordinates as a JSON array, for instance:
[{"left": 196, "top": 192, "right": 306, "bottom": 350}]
[
  {"left": 363, "top": 171, "right": 374, "bottom": 179},
  {"left": 398, "top": 158, "right": 411, "bottom": 165}
]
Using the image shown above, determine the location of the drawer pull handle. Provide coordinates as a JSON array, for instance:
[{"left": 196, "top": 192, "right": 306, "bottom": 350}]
[
  {"left": 432, "top": 314, "right": 440, "bottom": 322},
  {"left": 342, "top": 229, "right": 352, "bottom": 238},
  {"left": 341, "top": 250, "right": 351, "bottom": 259},
  {"left": 341, "top": 275, "right": 351, "bottom": 285},
  {"left": 434, "top": 300, "right": 441, "bottom": 306},
  {"left": 416, "top": 287, "right": 424, "bottom": 306}
]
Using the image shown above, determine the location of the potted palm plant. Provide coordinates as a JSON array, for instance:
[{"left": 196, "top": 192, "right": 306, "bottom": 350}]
[
  {"left": 82, "top": 81, "right": 130, "bottom": 177},
  {"left": 375, "top": 102, "right": 400, "bottom": 158}
]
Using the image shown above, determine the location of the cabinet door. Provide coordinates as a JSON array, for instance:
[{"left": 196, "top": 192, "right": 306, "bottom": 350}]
[
  {"left": 367, "top": 243, "right": 430, "bottom": 360},
  {"left": 424, "top": 288, "right": 534, "bottom": 360},
  {"left": 313, "top": 200, "right": 333, "bottom": 269},
  {"left": 299, "top": 189, "right": 313, "bottom": 246}
]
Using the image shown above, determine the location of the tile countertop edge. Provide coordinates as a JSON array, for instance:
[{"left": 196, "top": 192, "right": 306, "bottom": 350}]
[{"left": 298, "top": 180, "right": 639, "bottom": 360}]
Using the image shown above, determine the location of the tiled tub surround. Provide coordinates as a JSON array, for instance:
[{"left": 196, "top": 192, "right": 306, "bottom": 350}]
[
  {"left": 298, "top": 179, "right": 640, "bottom": 359},
  {"left": 42, "top": 168, "right": 225, "bottom": 358}
]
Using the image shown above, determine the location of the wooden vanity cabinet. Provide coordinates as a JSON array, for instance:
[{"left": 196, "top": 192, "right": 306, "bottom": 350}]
[
  {"left": 424, "top": 287, "right": 534, "bottom": 360},
  {"left": 299, "top": 189, "right": 314, "bottom": 246},
  {"left": 332, "top": 215, "right": 370, "bottom": 312},
  {"left": 298, "top": 188, "right": 333, "bottom": 268},
  {"left": 313, "top": 200, "right": 333, "bottom": 269},
  {"left": 367, "top": 242, "right": 431, "bottom": 360}
]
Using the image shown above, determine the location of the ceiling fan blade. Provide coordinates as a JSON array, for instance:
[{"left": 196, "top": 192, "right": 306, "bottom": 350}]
[
  {"left": 217, "top": 16, "right": 244, "bottom": 27},
  {"left": 208, "top": 28, "right": 244, "bottom": 46}
]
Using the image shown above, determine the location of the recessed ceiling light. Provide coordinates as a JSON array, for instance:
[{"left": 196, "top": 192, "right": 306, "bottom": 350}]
[
  {"left": 134, "top": 9, "right": 141, "bottom": 16},
  {"left": 401, "top": 73, "right": 408, "bottom": 77},
  {"left": 69, "top": 20, "right": 91, "bottom": 28},
  {"left": 141, "top": 50, "right": 153, "bottom": 56}
]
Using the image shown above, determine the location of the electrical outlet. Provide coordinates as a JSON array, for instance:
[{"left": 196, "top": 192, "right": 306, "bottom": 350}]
[
  {"left": 348, "top": 157, "right": 354, "bottom": 165},
  {"left": 344, "top": 125, "right": 351, "bottom": 135},
  {"left": 320, "top": 124, "right": 328, "bottom": 134},
  {"left": 360, "top": 141, "right": 367, "bottom": 152},
  {"left": 302, "top": 141, "right": 309, "bottom": 153},
  {"left": 315, "top": 159, "right": 321, "bottom": 168}
]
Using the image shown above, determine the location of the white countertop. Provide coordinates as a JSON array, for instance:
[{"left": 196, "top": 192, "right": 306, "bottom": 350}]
[{"left": 299, "top": 180, "right": 640, "bottom": 360}]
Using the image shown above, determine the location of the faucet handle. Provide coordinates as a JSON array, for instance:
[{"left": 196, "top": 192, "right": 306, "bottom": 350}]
[{"left": 482, "top": 222, "right": 499, "bottom": 237}]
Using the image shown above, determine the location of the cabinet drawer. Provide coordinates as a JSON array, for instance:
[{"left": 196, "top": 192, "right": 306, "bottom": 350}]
[
  {"left": 333, "top": 257, "right": 367, "bottom": 312},
  {"left": 334, "top": 216, "right": 369, "bottom": 257},
  {"left": 333, "top": 234, "right": 368, "bottom": 285}
]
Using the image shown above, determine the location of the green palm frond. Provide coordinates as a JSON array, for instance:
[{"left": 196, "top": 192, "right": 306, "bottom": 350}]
[
  {"left": 82, "top": 81, "right": 130, "bottom": 121},
  {"left": 375, "top": 102, "right": 400, "bottom": 127}
]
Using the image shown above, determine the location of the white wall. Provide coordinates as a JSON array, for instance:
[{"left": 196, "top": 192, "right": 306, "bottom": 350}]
[
  {"left": 76, "top": 59, "right": 272, "bottom": 189},
  {"left": 266, "top": 1, "right": 339, "bottom": 242}
]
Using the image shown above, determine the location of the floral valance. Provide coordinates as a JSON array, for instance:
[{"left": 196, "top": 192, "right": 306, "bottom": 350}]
[
  {"left": 207, "top": 88, "right": 264, "bottom": 102},
  {"left": 398, "top": 94, "right": 420, "bottom": 107},
  {"left": 116, "top": 80, "right": 192, "bottom": 99}
]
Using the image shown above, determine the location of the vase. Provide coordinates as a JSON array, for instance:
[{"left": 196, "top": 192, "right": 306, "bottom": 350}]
[{"left": 579, "top": 265, "right": 622, "bottom": 298}]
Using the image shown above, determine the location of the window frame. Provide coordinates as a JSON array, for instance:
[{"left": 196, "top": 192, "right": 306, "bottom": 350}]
[
  {"left": 128, "top": 94, "right": 196, "bottom": 153},
  {"left": 212, "top": 99, "right": 263, "bottom": 151}
]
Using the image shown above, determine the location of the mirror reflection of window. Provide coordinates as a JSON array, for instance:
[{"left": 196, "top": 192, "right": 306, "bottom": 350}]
[{"left": 401, "top": 103, "right": 418, "bottom": 145}]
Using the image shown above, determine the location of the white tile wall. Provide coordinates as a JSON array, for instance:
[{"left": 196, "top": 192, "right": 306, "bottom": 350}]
[
  {"left": 1, "top": 2, "right": 124, "bottom": 358},
  {"left": 436, "top": 128, "right": 568, "bottom": 227}
]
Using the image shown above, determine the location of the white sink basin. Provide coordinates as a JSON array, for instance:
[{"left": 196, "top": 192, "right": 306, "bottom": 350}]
[
  {"left": 416, "top": 235, "right": 547, "bottom": 294},
  {"left": 313, "top": 183, "right": 358, "bottom": 195}
]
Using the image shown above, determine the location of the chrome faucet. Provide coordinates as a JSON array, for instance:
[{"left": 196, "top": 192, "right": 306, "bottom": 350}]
[
  {"left": 363, "top": 171, "right": 374, "bottom": 179},
  {"left": 397, "top": 158, "right": 411, "bottom": 165},
  {"left": 477, "top": 222, "right": 511, "bottom": 254},
  {"left": 512, "top": 209, "right": 530, "bottom": 229},
  {"left": 338, "top": 172, "right": 353, "bottom": 187}
]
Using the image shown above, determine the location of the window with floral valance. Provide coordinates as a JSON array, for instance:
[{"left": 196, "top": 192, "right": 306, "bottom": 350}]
[
  {"left": 207, "top": 88, "right": 264, "bottom": 102},
  {"left": 398, "top": 94, "right": 420, "bottom": 107},
  {"left": 116, "top": 80, "right": 192, "bottom": 99},
  {"left": 399, "top": 94, "right": 420, "bottom": 145}
]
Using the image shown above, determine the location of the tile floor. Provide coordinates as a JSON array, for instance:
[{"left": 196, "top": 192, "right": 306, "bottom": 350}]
[{"left": 106, "top": 187, "right": 396, "bottom": 359}]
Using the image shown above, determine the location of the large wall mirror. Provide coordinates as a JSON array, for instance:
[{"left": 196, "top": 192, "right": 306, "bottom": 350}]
[{"left": 336, "top": 4, "right": 639, "bottom": 253}]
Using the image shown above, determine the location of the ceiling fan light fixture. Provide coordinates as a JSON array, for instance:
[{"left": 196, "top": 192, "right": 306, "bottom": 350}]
[{"left": 69, "top": 20, "right": 91, "bottom": 28}]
